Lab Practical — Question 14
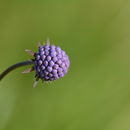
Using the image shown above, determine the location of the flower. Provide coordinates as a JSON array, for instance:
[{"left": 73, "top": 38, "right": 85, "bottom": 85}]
[{"left": 34, "top": 44, "right": 70, "bottom": 81}]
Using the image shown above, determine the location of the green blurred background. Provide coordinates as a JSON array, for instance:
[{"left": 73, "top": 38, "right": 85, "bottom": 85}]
[{"left": 0, "top": 0, "right": 130, "bottom": 130}]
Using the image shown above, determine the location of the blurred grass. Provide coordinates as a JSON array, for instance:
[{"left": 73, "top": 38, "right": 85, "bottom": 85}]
[{"left": 0, "top": 0, "right": 130, "bottom": 130}]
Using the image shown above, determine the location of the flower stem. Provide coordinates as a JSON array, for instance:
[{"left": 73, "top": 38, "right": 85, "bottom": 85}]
[{"left": 0, "top": 60, "right": 34, "bottom": 81}]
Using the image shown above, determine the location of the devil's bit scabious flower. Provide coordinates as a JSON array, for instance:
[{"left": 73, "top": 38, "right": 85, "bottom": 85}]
[{"left": 0, "top": 40, "right": 70, "bottom": 87}]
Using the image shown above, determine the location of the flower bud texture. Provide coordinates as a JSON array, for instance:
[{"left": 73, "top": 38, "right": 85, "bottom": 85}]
[{"left": 34, "top": 45, "right": 70, "bottom": 81}]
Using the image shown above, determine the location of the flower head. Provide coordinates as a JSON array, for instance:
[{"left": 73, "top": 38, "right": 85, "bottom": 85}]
[{"left": 34, "top": 44, "right": 70, "bottom": 81}]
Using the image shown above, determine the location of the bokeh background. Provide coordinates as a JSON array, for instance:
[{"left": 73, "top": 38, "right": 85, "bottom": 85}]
[{"left": 0, "top": 0, "right": 130, "bottom": 130}]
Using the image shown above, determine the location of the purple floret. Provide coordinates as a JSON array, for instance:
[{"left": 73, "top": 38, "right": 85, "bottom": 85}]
[{"left": 34, "top": 45, "right": 70, "bottom": 81}]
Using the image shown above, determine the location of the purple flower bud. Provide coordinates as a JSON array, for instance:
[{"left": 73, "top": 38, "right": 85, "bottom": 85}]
[
  {"left": 57, "top": 60, "right": 62, "bottom": 65},
  {"left": 60, "top": 63, "right": 65, "bottom": 68},
  {"left": 49, "top": 73, "right": 53, "bottom": 77},
  {"left": 41, "top": 55, "right": 46, "bottom": 60},
  {"left": 46, "top": 56, "right": 51, "bottom": 61},
  {"left": 38, "top": 60, "right": 42, "bottom": 65},
  {"left": 53, "top": 64, "right": 59, "bottom": 69},
  {"left": 58, "top": 68, "right": 63, "bottom": 73},
  {"left": 41, "top": 65, "right": 45, "bottom": 70},
  {"left": 50, "top": 51, "right": 57, "bottom": 57},
  {"left": 40, "top": 51, "right": 44, "bottom": 55},
  {"left": 45, "top": 50, "right": 49, "bottom": 55},
  {"left": 49, "top": 60, "right": 55, "bottom": 67},
  {"left": 36, "top": 55, "right": 40, "bottom": 60},
  {"left": 52, "top": 57, "right": 58, "bottom": 62},
  {"left": 34, "top": 44, "right": 70, "bottom": 81},
  {"left": 36, "top": 66, "right": 41, "bottom": 72},
  {"left": 52, "top": 69, "right": 57, "bottom": 75},
  {"left": 50, "top": 45, "right": 55, "bottom": 50},
  {"left": 44, "top": 61, "right": 48, "bottom": 67},
  {"left": 39, "top": 47, "right": 44, "bottom": 52},
  {"left": 47, "top": 67, "right": 52, "bottom": 72}
]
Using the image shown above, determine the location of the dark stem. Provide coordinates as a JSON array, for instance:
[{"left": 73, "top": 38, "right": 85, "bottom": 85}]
[{"left": 0, "top": 60, "right": 34, "bottom": 81}]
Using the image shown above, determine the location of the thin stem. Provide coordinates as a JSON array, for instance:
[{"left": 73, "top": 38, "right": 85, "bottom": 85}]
[{"left": 0, "top": 60, "right": 34, "bottom": 81}]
